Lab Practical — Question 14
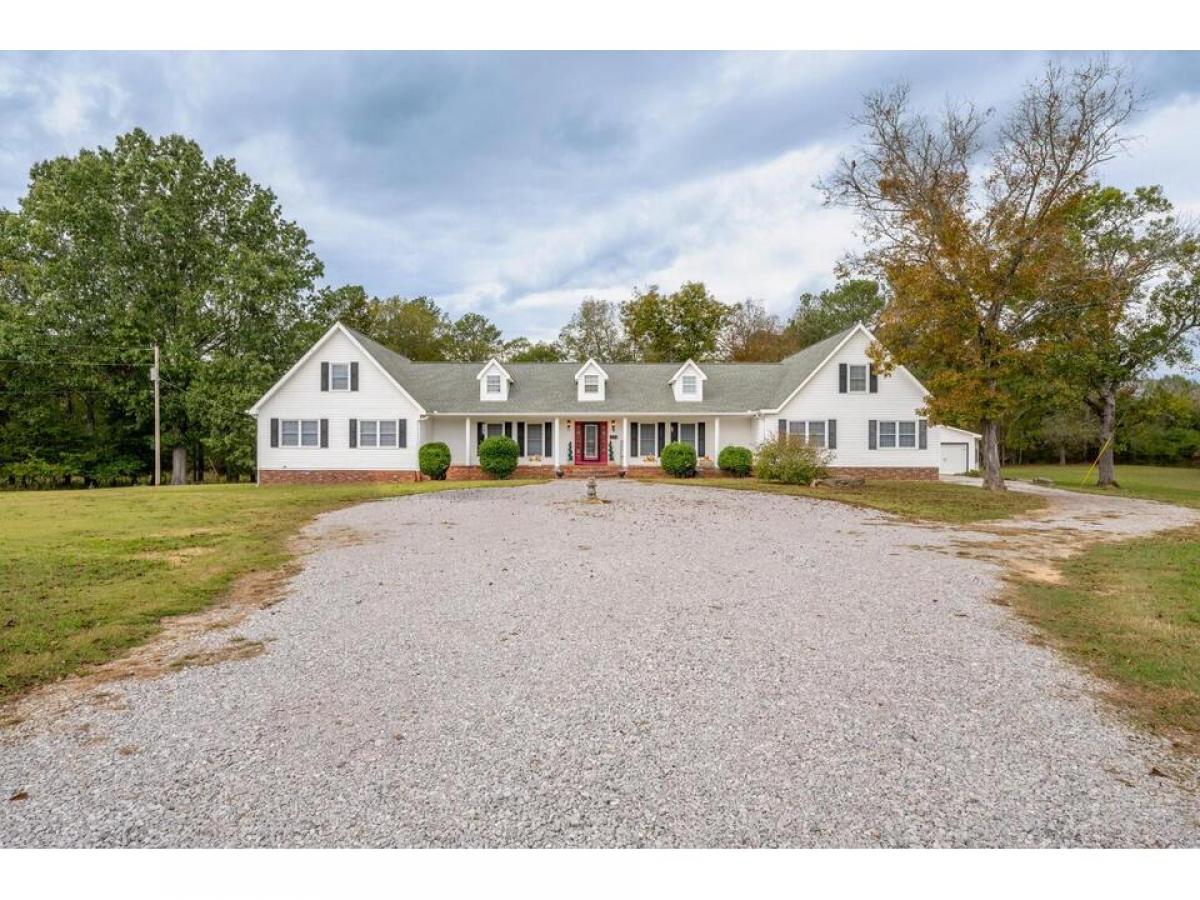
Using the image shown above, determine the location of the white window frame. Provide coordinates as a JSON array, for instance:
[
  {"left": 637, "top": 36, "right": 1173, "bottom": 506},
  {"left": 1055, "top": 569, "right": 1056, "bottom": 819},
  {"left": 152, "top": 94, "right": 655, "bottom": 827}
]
[
  {"left": 486, "top": 373, "right": 502, "bottom": 395},
  {"left": 638, "top": 423, "right": 658, "bottom": 457},
  {"left": 280, "top": 419, "right": 320, "bottom": 448},
  {"left": 583, "top": 373, "right": 600, "bottom": 395},
  {"left": 847, "top": 364, "right": 868, "bottom": 393},
  {"left": 877, "top": 419, "right": 918, "bottom": 449},
  {"left": 329, "top": 362, "right": 351, "bottom": 392},
  {"left": 526, "top": 422, "right": 544, "bottom": 457},
  {"left": 358, "top": 419, "right": 398, "bottom": 448},
  {"left": 678, "top": 422, "right": 698, "bottom": 451},
  {"left": 485, "top": 422, "right": 504, "bottom": 438},
  {"left": 681, "top": 374, "right": 698, "bottom": 396},
  {"left": 786, "top": 420, "right": 826, "bottom": 449}
]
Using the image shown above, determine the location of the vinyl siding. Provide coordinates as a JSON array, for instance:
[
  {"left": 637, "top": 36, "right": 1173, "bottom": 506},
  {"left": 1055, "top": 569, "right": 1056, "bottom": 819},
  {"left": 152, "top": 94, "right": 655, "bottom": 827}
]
[
  {"left": 773, "top": 329, "right": 937, "bottom": 468},
  {"left": 256, "top": 330, "right": 422, "bottom": 471}
]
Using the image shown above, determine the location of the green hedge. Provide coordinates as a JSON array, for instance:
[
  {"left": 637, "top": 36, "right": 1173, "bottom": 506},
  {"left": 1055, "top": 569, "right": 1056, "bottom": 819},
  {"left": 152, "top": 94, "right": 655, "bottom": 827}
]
[
  {"left": 754, "top": 435, "right": 831, "bottom": 485},
  {"left": 717, "top": 445, "right": 753, "bottom": 477},
  {"left": 478, "top": 435, "right": 520, "bottom": 479},
  {"left": 659, "top": 441, "right": 697, "bottom": 478},
  {"left": 419, "top": 442, "right": 452, "bottom": 480}
]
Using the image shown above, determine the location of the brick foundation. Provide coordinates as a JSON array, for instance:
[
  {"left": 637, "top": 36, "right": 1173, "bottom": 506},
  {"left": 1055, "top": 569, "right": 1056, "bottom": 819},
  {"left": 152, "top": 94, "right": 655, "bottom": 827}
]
[
  {"left": 622, "top": 465, "right": 730, "bottom": 479},
  {"left": 444, "top": 465, "right": 555, "bottom": 481},
  {"left": 258, "top": 469, "right": 423, "bottom": 485},
  {"left": 827, "top": 466, "right": 939, "bottom": 481}
]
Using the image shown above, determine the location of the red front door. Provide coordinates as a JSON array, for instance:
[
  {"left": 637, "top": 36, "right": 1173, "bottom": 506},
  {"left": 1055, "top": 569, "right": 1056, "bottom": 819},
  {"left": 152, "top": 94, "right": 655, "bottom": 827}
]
[{"left": 574, "top": 421, "right": 608, "bottom": 464}]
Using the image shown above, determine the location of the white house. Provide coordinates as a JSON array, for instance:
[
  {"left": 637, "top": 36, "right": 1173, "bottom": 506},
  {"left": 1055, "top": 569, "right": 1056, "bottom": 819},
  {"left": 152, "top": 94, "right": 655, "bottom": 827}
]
[{"left": 247, "top": 322, "right": 977, "bottom": 483}]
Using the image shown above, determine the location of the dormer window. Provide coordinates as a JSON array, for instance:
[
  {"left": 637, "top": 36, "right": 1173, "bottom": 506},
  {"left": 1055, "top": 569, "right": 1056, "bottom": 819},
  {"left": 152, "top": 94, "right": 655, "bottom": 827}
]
[
  {"left": 669, "top": 360, "right": 706, "bottom": 402},
  {"left": 574, "top": 359, "right": 609, "bottom": 402},
  {"left": 477, "top": 359, "right": 513, "bottom": 401}
]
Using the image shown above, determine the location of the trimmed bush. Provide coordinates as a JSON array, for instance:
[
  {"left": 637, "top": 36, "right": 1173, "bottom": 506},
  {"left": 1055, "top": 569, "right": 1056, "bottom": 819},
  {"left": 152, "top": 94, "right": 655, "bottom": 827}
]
[
  {"left": 659, "top": 441, "right": 698, "bottom": 478},
  {"left": 754, "top": 435, "right": 832, "bottom": 485},
  {"left": 717, "top": 445, "right": 753, "bottom": 477},
  {"left": 419, "top": 442, "right": 452, "bottom": 480},
  {"left": 478, "top": 435, "right": 520, "bottom": 479}
]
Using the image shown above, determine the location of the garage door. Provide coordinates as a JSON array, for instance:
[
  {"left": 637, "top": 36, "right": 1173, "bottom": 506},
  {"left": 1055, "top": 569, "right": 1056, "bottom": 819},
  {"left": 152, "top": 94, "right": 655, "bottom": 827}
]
[{"left": 940, "top": 442, "right": 969, "bottom": 475}]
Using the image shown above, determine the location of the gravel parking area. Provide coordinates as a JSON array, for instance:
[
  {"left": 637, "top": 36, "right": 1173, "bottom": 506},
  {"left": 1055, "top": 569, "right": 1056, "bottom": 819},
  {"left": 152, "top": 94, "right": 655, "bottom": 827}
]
[{"left": 2, "top": 479, "right": 1198, "bottom": 847}]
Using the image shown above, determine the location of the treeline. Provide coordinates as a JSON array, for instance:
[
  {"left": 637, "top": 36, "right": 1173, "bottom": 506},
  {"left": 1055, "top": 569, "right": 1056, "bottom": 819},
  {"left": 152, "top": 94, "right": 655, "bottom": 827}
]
[{"left": 0, "top": 129, "right": 882, "bottom": 487}]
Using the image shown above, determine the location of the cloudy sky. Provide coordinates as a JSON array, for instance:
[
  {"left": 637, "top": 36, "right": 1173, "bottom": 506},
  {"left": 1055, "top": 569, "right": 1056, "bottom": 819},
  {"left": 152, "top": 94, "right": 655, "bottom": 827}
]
[{"left": 1, "top": 51, "right": 1197, "bottom": 341}]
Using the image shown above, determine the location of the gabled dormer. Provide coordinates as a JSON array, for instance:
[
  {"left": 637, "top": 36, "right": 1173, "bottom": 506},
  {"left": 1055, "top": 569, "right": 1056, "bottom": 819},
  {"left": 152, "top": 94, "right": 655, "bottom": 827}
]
[
  {"left": 574, "top": 359, "right": 608, "bottom": 402},
  {"left": 476, "top": 358, "right": 512, "bottom": 402},
  {"left": 668, "top": 360, "right": 706, "bottom": 402}
]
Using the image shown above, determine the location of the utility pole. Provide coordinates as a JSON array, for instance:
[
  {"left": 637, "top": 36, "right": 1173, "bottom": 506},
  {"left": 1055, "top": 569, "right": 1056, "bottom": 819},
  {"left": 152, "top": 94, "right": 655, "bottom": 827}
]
[{"left": 152, "top": 344, "right": 161, "bottom": 487}]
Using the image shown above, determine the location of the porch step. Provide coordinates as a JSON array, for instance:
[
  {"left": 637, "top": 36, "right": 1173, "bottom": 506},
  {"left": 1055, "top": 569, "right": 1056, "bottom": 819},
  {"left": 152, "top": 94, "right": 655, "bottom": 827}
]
[{"left": 560, "top": 465, "right": 623, "bottom": 479}]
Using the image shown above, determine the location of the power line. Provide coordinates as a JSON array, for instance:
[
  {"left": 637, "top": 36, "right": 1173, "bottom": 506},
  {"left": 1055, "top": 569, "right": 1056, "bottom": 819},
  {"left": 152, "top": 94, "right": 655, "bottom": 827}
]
[{"left": 0, "top": 359, "right": 151, "bottom": 367}]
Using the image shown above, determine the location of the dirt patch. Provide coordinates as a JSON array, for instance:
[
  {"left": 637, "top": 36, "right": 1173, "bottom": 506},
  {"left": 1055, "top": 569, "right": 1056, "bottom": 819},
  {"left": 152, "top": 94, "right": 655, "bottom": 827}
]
[
  {"left": 169, "top": 637, "right": 266, "bottom": 671},
  {"left": 135, "top": 546, "right": 215, "bottom": 567}
]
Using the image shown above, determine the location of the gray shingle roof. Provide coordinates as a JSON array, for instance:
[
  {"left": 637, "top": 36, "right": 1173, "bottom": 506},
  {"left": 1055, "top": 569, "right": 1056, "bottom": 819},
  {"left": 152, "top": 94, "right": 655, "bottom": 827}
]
[{"left": 344, "top": 324, "right": 857, "bottom": 415}]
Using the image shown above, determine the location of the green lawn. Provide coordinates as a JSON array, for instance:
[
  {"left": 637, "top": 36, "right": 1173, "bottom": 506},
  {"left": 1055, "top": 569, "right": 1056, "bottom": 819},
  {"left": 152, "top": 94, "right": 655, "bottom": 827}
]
[
  {"left": 654, "top": 477, "right": 1045, "bottom": 524},
  {"left": 0, "top": 479, "right": 543, "bottom": 699},
  {"left": 1004, "top": 463, "right": 1200, "bottom": 509},
  {"left": 1011, "top": 526, "right": 1200, "bottom": 750}
]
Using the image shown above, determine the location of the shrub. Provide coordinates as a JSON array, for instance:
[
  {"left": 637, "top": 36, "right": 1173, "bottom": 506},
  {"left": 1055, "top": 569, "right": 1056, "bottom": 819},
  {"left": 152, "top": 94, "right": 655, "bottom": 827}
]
[
  {"left": 419, "top": 442, "right": 452, "bottom": 480},
  {"left": 478, "top": 435, "right": 520, "bottom": 479},
  {"left": 754, "top": 435, "right": 832, "bottom": 485},
  {"left": 717, "top": 445, "right": 753, "bottom": 477},
  {"left": 659, "top": 441, "right": 698, "bottom": 478}
]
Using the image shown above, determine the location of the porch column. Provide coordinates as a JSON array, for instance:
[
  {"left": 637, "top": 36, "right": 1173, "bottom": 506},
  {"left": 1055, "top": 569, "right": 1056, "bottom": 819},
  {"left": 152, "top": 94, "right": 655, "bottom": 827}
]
[
  {"left": 465, "top": 417, "right": 471, "bottom": 466},
  {"left": 553, "top": 417, "right": 561, "bottom": 468},
  {"left": 622, "top": 417, "right": 629, "bottom": 468},
  {"left": 713, "top": 416, "right": 720, "bottom": 461}
]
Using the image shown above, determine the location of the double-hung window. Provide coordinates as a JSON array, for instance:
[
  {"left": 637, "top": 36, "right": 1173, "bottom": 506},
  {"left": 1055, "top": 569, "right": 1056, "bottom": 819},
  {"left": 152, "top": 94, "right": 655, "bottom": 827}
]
[
  {"left": 485, "top": 423, "right": 504, "bottom": 438},
  {"left": 281, "top": 419, "right": 320, "bottom": 447},
  {"left": 639, "top": 423, "right": 657, "bottom": 456},
  {"left": 358, "top": 419, "right": 399, "bottom": 448},
  {"left": 486, "top": 374, "right": 502, "bottom": 395},
  {"left": 526, "top": 422, "right": 544, "bottom": 456},
  {"left": 786, "top": 420, "right": 826, "bottom": 448},
  {"left": 847, "top": 364, "right": 868, "bottom": 392},
  {"left": 681, "top": 374, "right": 698, "bottom": 396},
  {"left": 583, "top": 374, "right": 600, "bottom": 395},
  {"left": 678, "top": 422, "right": 697, "bottom": 451},
  {"left": 876, "top": 420, "right": 918, "bottom": 448},
  {"left": 330, "top": 363, "right": 350, "bottom": 391}
]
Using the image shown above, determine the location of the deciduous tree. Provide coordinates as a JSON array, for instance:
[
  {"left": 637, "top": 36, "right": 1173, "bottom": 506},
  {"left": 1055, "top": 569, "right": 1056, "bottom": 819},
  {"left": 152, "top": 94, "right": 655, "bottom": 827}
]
[
  {"left": 558, "top": 297, "right": 629, "bottom": 361},
  {"left": 823, "top": 60, "right": 1137, "bottom": 490}
]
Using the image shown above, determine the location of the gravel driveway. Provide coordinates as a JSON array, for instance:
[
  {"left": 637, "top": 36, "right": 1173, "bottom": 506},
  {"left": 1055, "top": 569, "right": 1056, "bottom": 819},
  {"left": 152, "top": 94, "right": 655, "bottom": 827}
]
[{"left": 2, "top": 479, "right": 1198, "bottom": 847}]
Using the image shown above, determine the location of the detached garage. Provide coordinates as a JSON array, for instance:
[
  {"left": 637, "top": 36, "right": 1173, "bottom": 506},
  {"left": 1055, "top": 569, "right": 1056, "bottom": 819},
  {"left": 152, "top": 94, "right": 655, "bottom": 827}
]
[{"left": 935, "top": 425, "right": 980, "bottom": 475}]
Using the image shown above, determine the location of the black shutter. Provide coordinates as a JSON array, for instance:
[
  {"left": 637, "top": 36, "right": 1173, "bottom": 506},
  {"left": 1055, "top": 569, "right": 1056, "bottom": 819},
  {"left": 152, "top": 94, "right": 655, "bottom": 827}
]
[
  {"left": 869, "top": 365, "right": 879, "bottom": 393},
  {"left": 517, "top": 422, "right": 525, "bottom": 455},
  {"left": 270, "top": 418, "right": 279, "bottom": 448},
  {"left": 544, "top": 422, "right": 553, "bottom": 458},
  {"left": 320, "top": 362, "right": 329, "bottom": 391},
  {"left": 670, "top": 422, "right": 679, "bottom": 443},
  {"left": 828, "top": 419, "right": 837, "bottom": 450},
  {"left": 868, "top": 419, "right": 877, "bottom": 450},
  {"left": 778, "top": 418, "right": 787, "bottom": 438},
  {"left": 477, "top": 422, "right": 485, "bottom": 448},
  {"left": 348, "top": 418, "right": 357, "bottom": 448},
  {"left": 657, "top": 422, "right": 666, "bottom": 454},
  {"left": 918, "top": 420, "right": 928, "bottom": 450},
  {"left": 350, "top": 361, "right": 359, "bottom": 391},
  {"left": 838, "top": 363, "right": 847, "bottom": 393},
  {"left": 398, "top": 419, "right": 407, "bottom": 448},
  {"left": 319, "top": 419, "right": 329, "bottom": 448},
  {"left": 630, "top": 422, "right": 639, "bottom": 456},
  {"left": 504, "top": 421, "right": 512, "bottom": 439},
  {"left": 698, "top": 422, "right": 706, "bottom": 457}
]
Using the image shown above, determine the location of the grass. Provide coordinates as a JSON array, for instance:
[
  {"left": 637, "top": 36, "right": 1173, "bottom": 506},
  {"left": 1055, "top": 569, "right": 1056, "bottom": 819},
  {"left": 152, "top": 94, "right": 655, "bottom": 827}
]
[
  {"left": 653, "top": 477, "right": 1045, "bottom": 524},
  {"left": 0, "top": 479, "right": 544, "bottom": 700},
  {"left": 1004, "top": 463, "right": 1200, "bottom": 509},
  {"left": 1009, "top": 525, "right": 1200, "bottom": 750}
]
